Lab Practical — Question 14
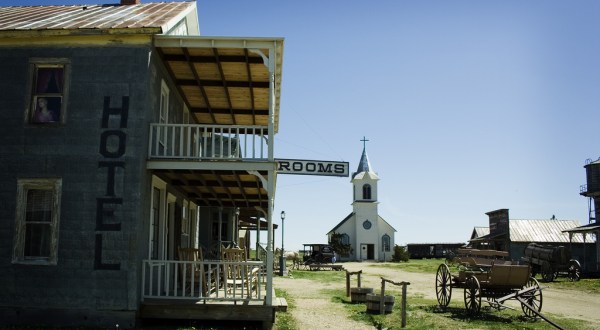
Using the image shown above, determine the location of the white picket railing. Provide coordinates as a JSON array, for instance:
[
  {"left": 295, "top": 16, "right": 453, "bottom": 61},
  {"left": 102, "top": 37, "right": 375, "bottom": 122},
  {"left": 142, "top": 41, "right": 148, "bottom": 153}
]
[
  {"left": 148, "top": 124, "right": 269, "bottom": 160},
  {"left": 141, "top": 259, "right": 266, "bottom": 302}
]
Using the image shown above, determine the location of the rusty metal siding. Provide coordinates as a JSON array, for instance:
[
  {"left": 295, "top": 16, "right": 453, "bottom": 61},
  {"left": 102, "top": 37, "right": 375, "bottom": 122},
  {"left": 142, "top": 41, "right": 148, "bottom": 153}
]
[{"left": 0, "top": 2, "right": 193, "bottom": 32}]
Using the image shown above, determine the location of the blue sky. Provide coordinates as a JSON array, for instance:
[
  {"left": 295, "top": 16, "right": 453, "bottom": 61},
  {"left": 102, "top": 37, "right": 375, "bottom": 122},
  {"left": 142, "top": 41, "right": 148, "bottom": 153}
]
[{"left": 12, "top": 1, "right": 600, "bottom": 251}]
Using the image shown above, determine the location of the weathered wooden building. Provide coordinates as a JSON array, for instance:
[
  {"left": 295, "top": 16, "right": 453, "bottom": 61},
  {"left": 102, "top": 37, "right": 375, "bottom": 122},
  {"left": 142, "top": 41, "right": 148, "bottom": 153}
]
[
  {"left": 406, "top": 243, "right": 465, "bottom": 259},
  {"left": 469, "top": 209, "right": 596, "bottom": 272},
  {"left": 0, "top": 1, "right": 284, "bottom": 328},
  {"left": 564, "top": 158, "right": 600, "bottom": 276}
]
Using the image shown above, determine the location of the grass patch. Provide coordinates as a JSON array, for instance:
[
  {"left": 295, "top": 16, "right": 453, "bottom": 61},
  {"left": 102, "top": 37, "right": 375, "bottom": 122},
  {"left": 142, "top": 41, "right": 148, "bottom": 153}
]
[
  {"left": 371, "top": 258, "right": 444, "bottom": 274},
  {"left": 274, "top": 288, "right": 297, "bottom": 330},
  {"left": 288, "top": 269, "right": 346, "bottom": 283},
  {"left": 539, "top": 277, "right": 600, "bottom": 294},
  {"left": 327, "top": 290, "right": 597, "bottom": 329}
]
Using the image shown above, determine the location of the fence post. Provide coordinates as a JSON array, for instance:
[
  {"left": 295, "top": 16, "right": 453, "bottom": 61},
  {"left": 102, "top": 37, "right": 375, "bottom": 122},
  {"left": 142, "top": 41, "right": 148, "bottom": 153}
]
[{"left": 401, "top": 282, "right": 408, "bottom": 327}]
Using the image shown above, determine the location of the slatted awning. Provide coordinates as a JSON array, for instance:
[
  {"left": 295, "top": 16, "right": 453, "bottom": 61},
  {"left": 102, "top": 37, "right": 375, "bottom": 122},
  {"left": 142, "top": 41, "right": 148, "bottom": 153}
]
[
  {"left": 154, "top": 36, "right": 283, "bottom": 131},
  {"left": 151, "top": 36, "right": 284, "bottom": 221}
]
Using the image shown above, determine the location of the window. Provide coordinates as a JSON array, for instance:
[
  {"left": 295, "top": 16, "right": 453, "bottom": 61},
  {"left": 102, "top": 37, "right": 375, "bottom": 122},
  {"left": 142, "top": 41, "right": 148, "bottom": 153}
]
[
  {"left": 158, "top": 80, "right": 170, "bottom": 148},
  {"left": 150, "top": 187, "right": 160, "bottom": 260},
  {"left": 28, "top": 59, "right": 69, "bottom": 124},
  {"left": 382, "top": 234, "right": 390, "bottom": 252},
  {"left": 362, "top": 184, "right": 371, "bottom": 200},
  {"left": 13, "top": 179, "right": 62, "bottom": 265},
  {"left": 341, "top": 233, "right": 350, "bottom": 245},
  {"left": 362, "top": 220, "right": 372, "bottom": 230}
]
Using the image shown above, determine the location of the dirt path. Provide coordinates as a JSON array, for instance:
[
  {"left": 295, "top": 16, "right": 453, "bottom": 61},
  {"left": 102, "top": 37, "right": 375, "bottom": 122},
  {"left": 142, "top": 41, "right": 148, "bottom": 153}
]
[{"left": 274, "top": 261, "right": 600, "bottom": 328}]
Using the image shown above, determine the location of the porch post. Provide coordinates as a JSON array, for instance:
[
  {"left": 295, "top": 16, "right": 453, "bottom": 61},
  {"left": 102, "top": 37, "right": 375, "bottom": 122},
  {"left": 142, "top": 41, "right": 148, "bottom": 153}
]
[{"left": 265, "top": 43, "right": 279, "bottom": 306}]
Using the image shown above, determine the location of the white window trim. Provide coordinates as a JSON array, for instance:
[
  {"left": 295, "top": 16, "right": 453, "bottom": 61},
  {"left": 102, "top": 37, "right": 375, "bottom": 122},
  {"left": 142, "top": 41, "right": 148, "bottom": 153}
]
[{"left": 13, "top": 178, "right": 62, "bottom": 265}]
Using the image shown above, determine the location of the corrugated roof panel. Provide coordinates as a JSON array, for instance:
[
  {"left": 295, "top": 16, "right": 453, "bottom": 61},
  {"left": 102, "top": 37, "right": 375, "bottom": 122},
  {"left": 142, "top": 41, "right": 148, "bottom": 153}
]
[
  {"left": 0, "top": 2, "right": 194, "bottom": 32},
  {"left": 509, "top": 219, "right": 594, "bottom": 243}
]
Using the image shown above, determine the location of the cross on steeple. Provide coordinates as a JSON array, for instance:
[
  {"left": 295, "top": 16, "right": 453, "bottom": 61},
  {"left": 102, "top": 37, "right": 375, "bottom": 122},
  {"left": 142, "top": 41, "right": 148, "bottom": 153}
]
[{"left": 361, "top": 136, "right": 369, "bottom": 150}]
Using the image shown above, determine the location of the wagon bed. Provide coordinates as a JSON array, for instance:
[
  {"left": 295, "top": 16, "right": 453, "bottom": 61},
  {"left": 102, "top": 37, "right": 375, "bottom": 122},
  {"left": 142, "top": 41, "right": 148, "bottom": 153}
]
[{"left": 435, "top": 249, "right": 564, "bottom": 329}]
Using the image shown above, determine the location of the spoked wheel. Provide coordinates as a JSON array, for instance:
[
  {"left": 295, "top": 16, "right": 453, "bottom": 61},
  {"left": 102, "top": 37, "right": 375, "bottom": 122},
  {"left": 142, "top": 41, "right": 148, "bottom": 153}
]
[
  {"left": 568, "top": 260, "right": 581, "bottom": 282},
  {"left": 541, "top": 262, "right": 555, "bottom": 282},
  {"left": 464, "top": 276, "right": 481, "bottom": 315},
  {"left": 521, "top": 277, "right": 543, "bottom": 318},
  {"left": 436, "top": 263, "right": 452, "bottom": 307}
]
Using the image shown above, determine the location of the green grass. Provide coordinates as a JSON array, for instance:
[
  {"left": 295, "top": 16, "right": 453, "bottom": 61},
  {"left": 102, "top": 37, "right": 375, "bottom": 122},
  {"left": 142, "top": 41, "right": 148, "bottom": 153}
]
[
  {"left": 274, "top": 288, "right": 297, "bottom": 330},
  {"left": 371, "top": 258, "right": 444, "bottom": 274},
  {"left": 287, "top": 268, "right": 346, "bottom": 283},
  {"left": 284, "top": 259, "right": 599, "bottom": 329},
  {"left": 324, "top": 288, "right": 596, "bottom": 330}
]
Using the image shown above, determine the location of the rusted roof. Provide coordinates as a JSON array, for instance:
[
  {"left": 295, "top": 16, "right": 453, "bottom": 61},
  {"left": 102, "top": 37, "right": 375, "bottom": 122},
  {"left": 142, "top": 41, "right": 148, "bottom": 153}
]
[
  {"left": 509, "top": 219, "right": 593, "bottom": 243},
  {"left": 0, "top": 1, "right": 195, "bottom": 33}
]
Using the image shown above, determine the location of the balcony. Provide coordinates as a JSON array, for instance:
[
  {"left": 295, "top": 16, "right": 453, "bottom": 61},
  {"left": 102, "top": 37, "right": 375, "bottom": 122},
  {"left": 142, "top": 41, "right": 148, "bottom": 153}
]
[{"left": 148, "top": 123, "right": 269, "bottom": 161}]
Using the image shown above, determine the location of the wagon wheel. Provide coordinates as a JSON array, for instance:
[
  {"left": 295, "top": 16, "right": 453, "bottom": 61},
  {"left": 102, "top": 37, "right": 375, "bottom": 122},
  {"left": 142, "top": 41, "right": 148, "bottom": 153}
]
[
  {"left": 464, "top": 275, "right": 481, "bottom": 315},
  {"left": 541, "top": 262, "right": 554, "bottom": 282},
  {"left": 568, "top": 260, "right": 581, "bottom": 282},
  {"left": 520, "top": 277, "right": 543, "bottom": 319},
  {"left": 435, "top": 263, "right": 452, "bottom": 307}
]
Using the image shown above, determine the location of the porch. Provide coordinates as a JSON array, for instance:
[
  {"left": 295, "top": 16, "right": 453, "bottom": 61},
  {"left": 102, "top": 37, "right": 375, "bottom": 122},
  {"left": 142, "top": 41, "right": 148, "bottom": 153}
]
[{"left": 140, "top": 258, "right": 287, "bottom": 327}]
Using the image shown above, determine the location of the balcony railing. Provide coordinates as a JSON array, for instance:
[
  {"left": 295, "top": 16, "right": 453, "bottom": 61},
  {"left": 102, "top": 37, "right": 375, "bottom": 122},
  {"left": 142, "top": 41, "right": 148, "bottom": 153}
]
[
  {"left": 148, "top": 124, "right": 269, "bottom": 160},
  {"left": 141, "top": 259, "right": 266, "bottom": 302},
  {"left": 581, "top": 184, "right": 588, "bottom": 194}
]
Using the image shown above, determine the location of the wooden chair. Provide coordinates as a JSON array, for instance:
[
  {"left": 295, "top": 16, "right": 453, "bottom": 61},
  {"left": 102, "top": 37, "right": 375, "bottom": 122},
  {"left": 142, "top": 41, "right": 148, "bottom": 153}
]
[
  {"left": 178, "top": 247, "right": 214, "bottom": 297},
  {"left": 221, "top": 247, "right": 259, "bottom": 298}
]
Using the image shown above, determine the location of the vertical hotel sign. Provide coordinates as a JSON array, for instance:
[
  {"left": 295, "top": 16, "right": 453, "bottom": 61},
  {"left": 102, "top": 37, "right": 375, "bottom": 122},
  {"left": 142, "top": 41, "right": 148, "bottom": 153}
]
[{"left": 276, "top": 159, "right": 349, "bottom": 177}]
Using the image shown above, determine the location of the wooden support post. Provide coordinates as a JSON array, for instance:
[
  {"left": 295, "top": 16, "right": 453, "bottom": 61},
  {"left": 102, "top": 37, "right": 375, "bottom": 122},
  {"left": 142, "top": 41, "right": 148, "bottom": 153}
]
[
  {"left": 380, "top": 277, "right": 411, "bottom": 328},
  {"left": 345, "top": 270, "right": 362, "bottom": 297},
  {"left": 401, "top": 282, "right": 408, "bottom": 328}
]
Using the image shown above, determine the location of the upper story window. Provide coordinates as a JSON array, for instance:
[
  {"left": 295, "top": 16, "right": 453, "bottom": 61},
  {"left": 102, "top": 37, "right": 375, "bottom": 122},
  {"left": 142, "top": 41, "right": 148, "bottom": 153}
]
[
  {"left": 28, "top": 59, "right": 70, "bottom": 125},
  {"left": 13, "top": 178, "right": 62, "bottom": 265},
  {"left": 362, "top": 184, "right": 372, "bottom": 200}
]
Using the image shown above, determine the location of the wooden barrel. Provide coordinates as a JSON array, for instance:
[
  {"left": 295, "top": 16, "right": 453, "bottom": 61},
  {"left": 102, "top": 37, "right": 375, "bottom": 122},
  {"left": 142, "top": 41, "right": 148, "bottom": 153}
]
[
  {"left": 365, "top": 293, "right": 394, "bottom": 314},
  {"left": 350, "top": 287, "right": 373, "bottom": 303}
]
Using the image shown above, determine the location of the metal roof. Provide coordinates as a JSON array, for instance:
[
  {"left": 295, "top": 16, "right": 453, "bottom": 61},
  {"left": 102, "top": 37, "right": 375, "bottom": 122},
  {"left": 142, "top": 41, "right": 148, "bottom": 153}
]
[
  {"left": 509, "top": 219, "right": 593, "bottom": 243},
  {"left": 0, "top": 1, "right": 195, "bottom": 33},
  {"left": 471, "top": 226, "right": 490, "bottom": 239}
]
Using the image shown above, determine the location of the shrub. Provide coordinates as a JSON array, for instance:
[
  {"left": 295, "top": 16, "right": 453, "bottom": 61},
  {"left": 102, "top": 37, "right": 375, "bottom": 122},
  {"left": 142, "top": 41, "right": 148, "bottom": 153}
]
[{"left": 392, "top": 245, "right": 410, "bottom": 262}]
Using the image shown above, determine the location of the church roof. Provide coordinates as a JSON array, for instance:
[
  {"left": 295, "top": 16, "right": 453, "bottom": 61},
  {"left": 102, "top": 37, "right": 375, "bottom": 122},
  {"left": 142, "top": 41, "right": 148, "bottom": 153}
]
[
  {"left": 352, "top": 145, "right": 376, "bottom": 179},
  {"left": 327, "top": 212, "right": 397, "bottom": 234}
]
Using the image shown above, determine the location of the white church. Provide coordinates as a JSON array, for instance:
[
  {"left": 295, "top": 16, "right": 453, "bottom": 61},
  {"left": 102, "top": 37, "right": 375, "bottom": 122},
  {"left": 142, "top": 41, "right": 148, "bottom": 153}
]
[{"left": 327, "top": 139, "right": 396, "bottom": 261}]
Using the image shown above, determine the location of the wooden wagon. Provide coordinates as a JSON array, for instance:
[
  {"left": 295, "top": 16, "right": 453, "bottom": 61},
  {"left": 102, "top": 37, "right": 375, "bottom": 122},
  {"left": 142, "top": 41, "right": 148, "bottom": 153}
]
[
  {"left": 521, "top": 243, "right": 581, "bottom": 282},
  {"left": 435, "top": 249, "right": 543, "bottom": 318}
]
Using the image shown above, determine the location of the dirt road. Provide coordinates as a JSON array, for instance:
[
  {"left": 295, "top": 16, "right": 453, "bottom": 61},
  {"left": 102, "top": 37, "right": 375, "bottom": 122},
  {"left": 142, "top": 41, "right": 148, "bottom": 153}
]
[{"left": 274, "top": 261, "right": 600, "bottom": 329}]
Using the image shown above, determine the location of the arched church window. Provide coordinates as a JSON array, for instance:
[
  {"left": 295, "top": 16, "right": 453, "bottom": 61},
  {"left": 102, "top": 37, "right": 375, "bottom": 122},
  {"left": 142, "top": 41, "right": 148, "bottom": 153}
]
[
  {"left": 341, "top": 233, "right": 349, "bottom": 245},
  {"left": 382, "top": 234, "right": 390, "bottom": 252},
  {"left": 362, "top": 184, "right": 371, "bottom": 200}
]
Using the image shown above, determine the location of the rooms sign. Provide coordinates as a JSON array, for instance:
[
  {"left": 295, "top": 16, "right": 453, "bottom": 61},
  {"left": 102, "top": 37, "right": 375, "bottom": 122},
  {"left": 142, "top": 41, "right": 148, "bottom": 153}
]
[{"left": 276, "top": 159, "right": 349, "bottom": 177}]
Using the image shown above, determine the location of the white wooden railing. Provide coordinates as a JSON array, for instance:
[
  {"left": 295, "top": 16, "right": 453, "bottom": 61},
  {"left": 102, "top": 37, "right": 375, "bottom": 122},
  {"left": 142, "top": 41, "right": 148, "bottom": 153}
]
[
  {"left": 148, "top": 124, "right": 269, "bottom": 160},
  {"left": 141, "top": 259, "right": 266, "bottom": 302}
]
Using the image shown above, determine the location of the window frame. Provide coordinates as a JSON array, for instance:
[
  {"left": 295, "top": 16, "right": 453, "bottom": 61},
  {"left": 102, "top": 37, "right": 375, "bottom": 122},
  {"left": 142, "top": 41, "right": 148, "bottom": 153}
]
[
  {"left": 159, "top": 80, "right": 170, "bottom": 147},
  {"left": 13, "top": 178, "right": 62, "bottom": 265},
  {"left": 362, "top": 184, "right": 371, "bottom": 200},
  {"left": 27, "top": 58, "right": 70, "bottom": 125},
  {"left": 382, "top": 234, "right": 391, "bottom": 252}
]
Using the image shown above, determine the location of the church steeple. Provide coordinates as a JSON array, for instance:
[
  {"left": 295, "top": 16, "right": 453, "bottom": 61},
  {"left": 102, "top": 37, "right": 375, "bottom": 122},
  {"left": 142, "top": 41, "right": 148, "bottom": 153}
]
[{"left": 353, "top": 136, "right": 373, "bottom": 178}]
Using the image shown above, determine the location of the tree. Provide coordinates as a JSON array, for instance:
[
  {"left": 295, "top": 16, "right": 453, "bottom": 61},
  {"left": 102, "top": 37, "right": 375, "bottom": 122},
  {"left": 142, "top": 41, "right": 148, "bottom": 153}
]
[
  {"left": 329, "top": 232, "right": 353, "bottom": 257},
  {"left": 392, "top": 244, "right": 410, "bottom": 262}
]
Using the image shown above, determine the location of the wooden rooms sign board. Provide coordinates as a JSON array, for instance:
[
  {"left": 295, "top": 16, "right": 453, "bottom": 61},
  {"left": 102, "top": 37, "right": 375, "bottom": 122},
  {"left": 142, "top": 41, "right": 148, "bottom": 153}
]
[{"left": 276, "top": 159, "right": 349, "bottom": 177}]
